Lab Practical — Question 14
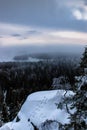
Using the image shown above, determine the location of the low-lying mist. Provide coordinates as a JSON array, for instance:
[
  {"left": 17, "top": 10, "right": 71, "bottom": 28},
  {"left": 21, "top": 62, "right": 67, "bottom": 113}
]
[{"left": 0, "top": 44, "right": 84, "bottom": 62}]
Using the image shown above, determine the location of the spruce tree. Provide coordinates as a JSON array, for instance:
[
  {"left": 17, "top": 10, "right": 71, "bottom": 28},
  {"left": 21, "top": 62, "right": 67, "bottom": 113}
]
[
  {"left": 67, "top": 47, "right": 87, "bottom": 130},
  {"left": 80, "top": 46, "right": 87, "bottom": 69}
]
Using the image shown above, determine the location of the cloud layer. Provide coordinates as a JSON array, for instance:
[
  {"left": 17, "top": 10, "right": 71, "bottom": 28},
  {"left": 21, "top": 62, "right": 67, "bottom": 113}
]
[
  {"left": 0, "top": 0, "right": 87, "bottom": 32},
  {"left": 0, "top": 0, "right": 87, "bottom": 54},
  {"left": 0, "top": 23, "right": 87, "bottom": 47}
]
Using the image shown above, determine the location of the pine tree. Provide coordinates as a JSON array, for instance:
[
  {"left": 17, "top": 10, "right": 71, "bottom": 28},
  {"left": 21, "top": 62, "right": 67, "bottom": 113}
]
[
  {"left": 66, "top": 47, "right": 87, "bottom": 130},
  {"left": 68, "top": 89, "right": 87, "bottom": 129},
  {"left": 80, "top": 46, "right": 87, "bottom": 69}
]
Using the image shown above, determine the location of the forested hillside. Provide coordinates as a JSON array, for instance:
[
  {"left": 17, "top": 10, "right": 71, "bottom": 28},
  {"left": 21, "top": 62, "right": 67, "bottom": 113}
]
[{"left": 0, "top": 56, "right": 79, "bottom": 124}]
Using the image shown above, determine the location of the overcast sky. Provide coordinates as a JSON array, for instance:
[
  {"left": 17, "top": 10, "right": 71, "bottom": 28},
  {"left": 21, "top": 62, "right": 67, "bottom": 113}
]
[{"left": 0, "top": 0, "right": 87, "bottom": 56}]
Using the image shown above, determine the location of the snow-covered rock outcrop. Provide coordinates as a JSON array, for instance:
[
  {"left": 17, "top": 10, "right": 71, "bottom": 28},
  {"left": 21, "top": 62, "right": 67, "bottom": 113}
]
[{"left": 0, "top": 90, "right": 73, "bottom": 130}]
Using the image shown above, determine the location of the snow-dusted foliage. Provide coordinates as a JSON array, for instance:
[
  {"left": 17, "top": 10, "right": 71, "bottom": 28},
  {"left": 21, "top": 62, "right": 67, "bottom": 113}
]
[
  {"left": 66, "top": 75, "right": 87, "bottom": 129},
  {"left": 75, "top": 75, "right": 87, "bottom": 90},
  {"left": 39, "top": 120, "right": 59, "bottom": 130},
  {"left": 52, "top": 76, "right": 71, "bottom": 90},
  {"left": 65, "top": 47, "right": 87, "bottom": 130}
]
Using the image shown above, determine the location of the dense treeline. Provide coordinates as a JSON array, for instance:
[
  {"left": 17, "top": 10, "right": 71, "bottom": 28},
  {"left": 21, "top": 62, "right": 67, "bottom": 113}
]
[{"left": 0, "top": 57, "right": 79, "bottom": 123}]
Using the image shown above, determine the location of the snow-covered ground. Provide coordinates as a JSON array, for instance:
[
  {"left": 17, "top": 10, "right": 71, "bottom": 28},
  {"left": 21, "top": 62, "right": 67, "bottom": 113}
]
[{"left": 0, "top": 90, "right": 74, "bottom": 130}]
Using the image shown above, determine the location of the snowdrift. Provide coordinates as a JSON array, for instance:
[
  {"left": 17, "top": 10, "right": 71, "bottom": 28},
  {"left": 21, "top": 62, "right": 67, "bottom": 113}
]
[{"left": 0, "top": 90, "right": 73, "bottom": 130}]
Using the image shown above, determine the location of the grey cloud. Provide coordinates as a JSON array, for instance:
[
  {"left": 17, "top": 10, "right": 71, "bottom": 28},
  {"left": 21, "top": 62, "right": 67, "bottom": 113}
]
[
  {"left": 0, "top": 0, "right": 87, "bottom": 32},
  {"left": 0, "top": 36, "right": 3, "bottom": 38},
  {"left": 10, "top": 30, "right": 41, "bottom": 40},
  {"left": 12, "top": 34, "right": 21, "bottom": 37},
  {"left": 84, "top": 0, "right": 87, "bottom": 5},
  {"left": 27, "top": 30, "right": 41, "bottom": 35}
]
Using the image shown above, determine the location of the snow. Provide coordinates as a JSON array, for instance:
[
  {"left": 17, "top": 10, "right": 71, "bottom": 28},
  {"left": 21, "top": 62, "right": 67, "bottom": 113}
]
[
  {"left": 75, "top": 75, "right": 87, "bottom": 89},
  {"left": 0, "top": 121, "right": 34, "bottom": 130},
  {"left": 0, "top": 90, "right": 74, "bottom": 130}
]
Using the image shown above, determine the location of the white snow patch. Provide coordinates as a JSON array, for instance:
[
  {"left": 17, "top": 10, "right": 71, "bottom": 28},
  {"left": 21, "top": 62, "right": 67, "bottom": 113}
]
[{"left": 0, "top": 90, "right": 74, "bottom": 130}]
